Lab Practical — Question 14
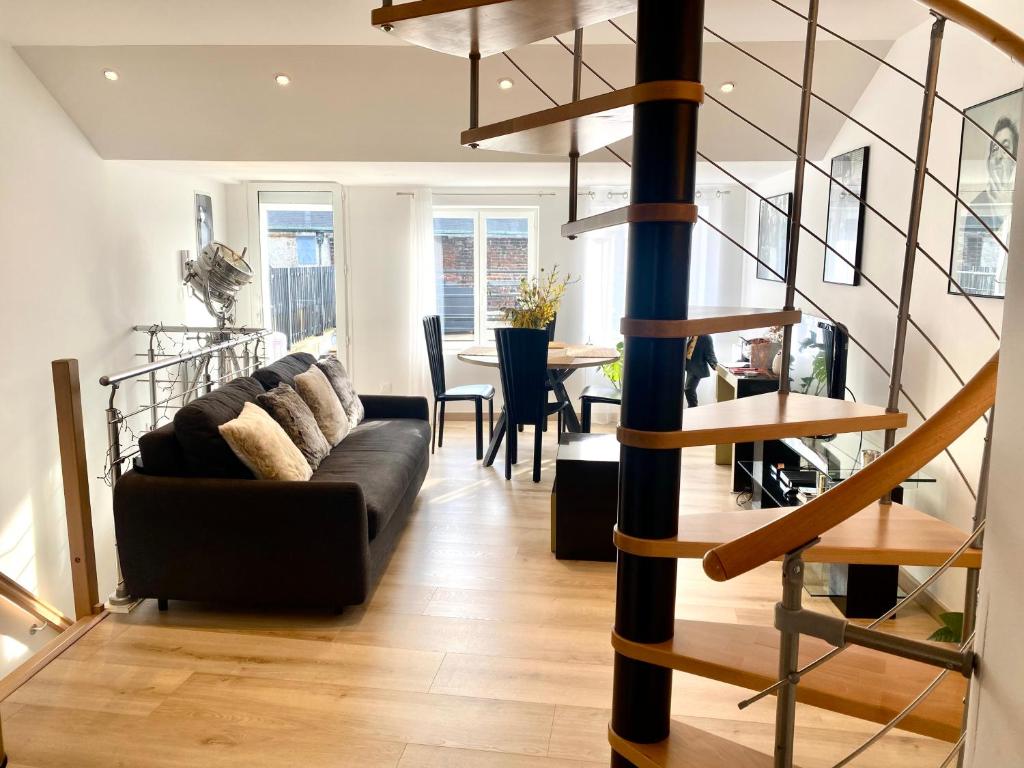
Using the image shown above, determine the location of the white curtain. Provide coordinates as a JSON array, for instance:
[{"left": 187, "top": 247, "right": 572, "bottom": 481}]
[
  {"left": 407, "top": 188, "right": 436, "bottom": 397},
  {"left": 580, "top": 187, "right": 630, "bottom": 391},
  {"left": 690, "top": 188, "right": 726, "bottom": 309}
]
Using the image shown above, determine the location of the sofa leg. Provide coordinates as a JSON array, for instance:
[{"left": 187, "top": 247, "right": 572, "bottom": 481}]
[{"left": 157, "top": 598, "right": 168, "bottom": 612}]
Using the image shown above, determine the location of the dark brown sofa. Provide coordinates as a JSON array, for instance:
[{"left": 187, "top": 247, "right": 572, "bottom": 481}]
[{"left": 113, "top": 353, "right": 429, "bottom": 611}]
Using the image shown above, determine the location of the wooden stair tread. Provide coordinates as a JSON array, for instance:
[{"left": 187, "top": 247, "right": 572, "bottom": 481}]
[
  {"left": 613, "top": 620, "right": 967, "bottom": 742},
  {"left": 618, "top": 393, "right": 907, "bottom": 449},
  {"left": 609, "top": 721, "right": 778, "bottom": 767},
  {"left": 562, "top": 203, "right": 698, "bottom": 237},
  {"left": 616, "top": 502, "right": 982, "bottom": 568},
  {"left": 621, "top": 308, "right": 802, "bottom": 338},
  {"left": 371, "top": 0, "right": 637, "bottom": 58},
  {"left": 462, "top": 82, "right": 703, "bottom": 156}
]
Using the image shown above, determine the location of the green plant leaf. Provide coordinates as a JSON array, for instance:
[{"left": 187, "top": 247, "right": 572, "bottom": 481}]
[{"left": 927, "top": 612, "right": 964, "bottom": 643}]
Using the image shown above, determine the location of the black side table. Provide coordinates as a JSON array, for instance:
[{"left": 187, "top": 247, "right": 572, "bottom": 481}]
[{"left": 551, "top": 433, "right": 619, "bottom": 562}]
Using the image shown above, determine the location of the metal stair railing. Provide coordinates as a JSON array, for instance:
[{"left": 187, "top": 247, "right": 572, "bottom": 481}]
[{"left": 436, "top": 2, "right": 1023, "bottom": 765}]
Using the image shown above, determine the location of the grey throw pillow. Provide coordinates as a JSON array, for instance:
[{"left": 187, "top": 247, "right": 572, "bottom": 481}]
[
  {"left": 317, "top": 357, "right": 364, "bottom": 427},
  {"left": 294, "top": 365, "right": 350, "bottom": 446},
  {"left": 257, "top": 384, "right": 331, "bottom": 470}
]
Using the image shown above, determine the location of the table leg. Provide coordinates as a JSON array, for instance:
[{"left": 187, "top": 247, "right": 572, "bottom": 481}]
[
  {"left": 548, "top": 370, "right": 582, "bottom": 433},
  {"left": 483, "top": 409, "right": 507, "bottom": 467}
]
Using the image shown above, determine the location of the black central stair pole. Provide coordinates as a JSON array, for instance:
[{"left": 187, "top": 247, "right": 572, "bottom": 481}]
[{"left": 611, "top": 0, "right": 705, "bottom": 765}]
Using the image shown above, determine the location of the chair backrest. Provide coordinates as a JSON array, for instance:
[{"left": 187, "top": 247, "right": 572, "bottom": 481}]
[
  {"left": 546, "top": 313, "right": 557, "bottom": 342},
  {"left": 495, "top": 327, "right": 550, "bottom": 427},
  {"left": 422, "top": 315, "right": 446, "bottom": 397}
]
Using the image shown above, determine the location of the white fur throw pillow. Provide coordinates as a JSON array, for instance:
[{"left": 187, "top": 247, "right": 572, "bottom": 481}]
[
  {"left": 218, "top": 402, "right": 312, "bottom": 482},
  {"left": 294, "top": 365, "right": 350, "bottom": 446}
]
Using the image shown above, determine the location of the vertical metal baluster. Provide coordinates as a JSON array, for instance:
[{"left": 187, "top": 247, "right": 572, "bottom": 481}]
[
  {"left": 468, "top": 51, "right": 481, "bottom": 148},
  {"left": 884, "top": 15, "right": 946, "bottom": 459},
  {"left": 567, "top": 28, "right": 583, "bottom": 238},
  {"left": 957, "top": 407, "right": 993, "bottom": 767},
  {"left": 775, "top": 549, "right": 807, "bottom": 767},
  {"left": 106, "top": 385, "right": 134, "bottom": 608},
  {"left": 147, "top": 330, "right": 159, "bottom": 430},
  {"left": 778, "top": 0, "right": 820, "bottom": 393}
]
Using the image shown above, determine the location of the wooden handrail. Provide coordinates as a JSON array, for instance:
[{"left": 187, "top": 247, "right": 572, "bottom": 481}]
[
  {"left": 916, "top": 0, "right": 1024, "bottom": 65},
  {"left": 703, "top": 353, "right": 999, "bottom": 582}
]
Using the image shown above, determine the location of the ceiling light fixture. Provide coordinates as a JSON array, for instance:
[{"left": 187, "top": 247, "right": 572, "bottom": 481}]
[
  {"left": 103, "top": 69, "right": 119, "bottom": 81},
  {"left": 720, "top": 81, "right": 735, "bottom": 94},
  {"left": 497, "top": 77, "right": 514, "bottom": 90},
  {"left": 275, "top": 73, "right": 292, "bottom": 86}
]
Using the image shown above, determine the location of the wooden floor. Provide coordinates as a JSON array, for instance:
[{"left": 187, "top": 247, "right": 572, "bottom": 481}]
[{"left": 2, "top": 423, "right": 951, "bottom": 767}]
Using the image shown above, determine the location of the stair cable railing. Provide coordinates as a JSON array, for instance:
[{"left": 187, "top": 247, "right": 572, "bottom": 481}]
[
  {"left": 433, "top": 1, "right": 1021, "bottom": 764},
  {"left": 542, "top": 5, "right": 1016, "bottom": 766},
  {"left": 544, "top": 18, "right": 986, "bottom": 496}
]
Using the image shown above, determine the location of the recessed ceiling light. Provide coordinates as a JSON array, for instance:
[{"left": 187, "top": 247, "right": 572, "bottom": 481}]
[
  {"left": 497, "top": 77, "right": 514, "bottom": 90},
  {"left": 720, "top": 81, "right": 736, "bottom": 94},
  {"left": 275, "top": 73, "right": 292, "bottom": 86},
  {"left": 103, "top": 69, "right": 119, "bottom": 82}
]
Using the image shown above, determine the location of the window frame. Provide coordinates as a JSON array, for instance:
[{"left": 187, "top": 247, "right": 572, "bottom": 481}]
[{"left": 433, "top": 206, "right": 540, "bottom": 346}]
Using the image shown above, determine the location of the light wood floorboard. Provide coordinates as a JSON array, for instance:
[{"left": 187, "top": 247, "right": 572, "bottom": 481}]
[{"left": 3, "top": 423, "right": 952, "bottom": 766}]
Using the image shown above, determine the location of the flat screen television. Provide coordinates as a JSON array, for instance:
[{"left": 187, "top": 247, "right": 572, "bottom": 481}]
[{"left": 786, "top": 314, "right": 848, "bottom": 400}]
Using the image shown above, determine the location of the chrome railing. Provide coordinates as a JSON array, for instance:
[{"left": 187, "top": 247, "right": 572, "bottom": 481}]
[{"left": 98, "top": 326, "right": 269, "bottom": 608}]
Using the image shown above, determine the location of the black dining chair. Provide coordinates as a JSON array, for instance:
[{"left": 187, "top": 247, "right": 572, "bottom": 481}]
[
  {"left": 423, "top": 315, "right": 495, "bottom": 460},
  {"left": 579, "top": 385, "right": 622, "bottom": 432},
  {"left": 494, "top": 327, "right": 566, "bottom": 482}
]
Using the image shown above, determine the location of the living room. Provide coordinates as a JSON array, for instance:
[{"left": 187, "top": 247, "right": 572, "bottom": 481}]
[{"left": 0, "top": 1, "right": 1022, "bottom": 766}]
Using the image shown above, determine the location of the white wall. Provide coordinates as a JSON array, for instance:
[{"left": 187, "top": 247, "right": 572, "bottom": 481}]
[
  {"left": 0, "top": 43, "right": 233, "bottom": 614},
  {"left": 739, "top": 10, "right": 1022, "bottom": 607},
  {"left": 964, "top": 90, "right": 1024, "bottom": 768}
]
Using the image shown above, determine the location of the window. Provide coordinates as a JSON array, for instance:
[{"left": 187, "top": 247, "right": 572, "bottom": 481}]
[
  {"left": 433, "top": 208, "right": 538, "bottom": 343},
  {"left": 256, "top": 190, "right": 339, "bottom": 353}
]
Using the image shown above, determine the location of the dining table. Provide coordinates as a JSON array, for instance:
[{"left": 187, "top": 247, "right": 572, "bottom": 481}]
[{"left": 457, "top": 342, "right": 620, "bottom": 468}]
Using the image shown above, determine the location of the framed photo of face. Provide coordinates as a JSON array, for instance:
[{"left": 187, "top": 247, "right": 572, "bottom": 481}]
[
  {"left": 823, "top": 146, "right": 870, "bottom": 286},
  {"left": 756, "top": 193, "right": 792, "bottom": 282},
  {"left": 949, "top": 89, "right": 1022, "bottom": 299}
]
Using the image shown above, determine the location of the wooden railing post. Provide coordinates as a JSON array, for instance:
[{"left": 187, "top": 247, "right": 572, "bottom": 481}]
[{"left": 51, "top": 359, "right": 102, "bottom": 619}]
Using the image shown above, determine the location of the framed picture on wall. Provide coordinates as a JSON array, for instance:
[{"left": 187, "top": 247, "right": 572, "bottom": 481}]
[
  {"left": 948, "top": 88, "right": 1021, "bottom": 299},
  {"left": 756, "top": 192, "right": 792, "bottom": 282},
  {"left": 195, "top": 192, "right": 214, "bottom": 258},
  {"left": 823, "top": 146, "right": 870, "bottom": 286}
]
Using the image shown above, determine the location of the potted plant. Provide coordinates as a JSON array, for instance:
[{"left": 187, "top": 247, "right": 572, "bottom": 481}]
[
  {"left": 601, "top": 341, "right": 625, "bottom": 390},
  {"left": 502, "top": 266, "right": 575, "bottom": 330}
]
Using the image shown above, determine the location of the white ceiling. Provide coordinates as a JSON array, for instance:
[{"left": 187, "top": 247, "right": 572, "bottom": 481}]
[
  {"left": 0, "top": 0, "right": 927, "bottom": 46},
  {"left": 124, "top": 159, "right": 792, "bottom": 188},
  {"left": 17, "top": 39, "right": 892, "bottom": 163},
  {"left": 5, "top": 0, "right": 928, "bottom": 181}
]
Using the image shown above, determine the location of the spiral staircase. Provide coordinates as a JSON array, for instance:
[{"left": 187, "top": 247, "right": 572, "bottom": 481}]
[{"left": 371, "top": 1, "right": 1023, "bottom": 766}]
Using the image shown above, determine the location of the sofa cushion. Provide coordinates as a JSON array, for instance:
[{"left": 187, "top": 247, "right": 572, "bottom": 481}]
[
  {"left": 173, "top": 377, "right": 265, "bottom": 478},
  {"left": 295, "top": 365, "right": 350, "bottom": 446},
  {"left": 311, "top": 418, "right": 430, "bottom": 538},
  {"left": 219, "top": 402, "right": 313, "bottom": 482},
  {"left": 137, "top": 423, "right": 188, "bottom": 477},
  {"left": 257, "top": 384, "right": 331, "bottom": 470},
  {"left": 252, "top": 352, "right": 317, "bottom": 391},
  {"left": 317, "top": 357, "right": 365, "bottom": 427}
]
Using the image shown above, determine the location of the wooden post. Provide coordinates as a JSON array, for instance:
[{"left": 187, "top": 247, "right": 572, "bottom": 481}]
[{"left": 51, "top": 359, "right": 102, "bottom": 619}]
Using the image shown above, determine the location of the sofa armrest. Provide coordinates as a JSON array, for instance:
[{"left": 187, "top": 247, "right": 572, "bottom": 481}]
[
  {"left": 113, "top": 471, "right": 371, "bottom": 607},
  {"left": 360, "top": 394, "right": 430, "bottom": 421}
]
